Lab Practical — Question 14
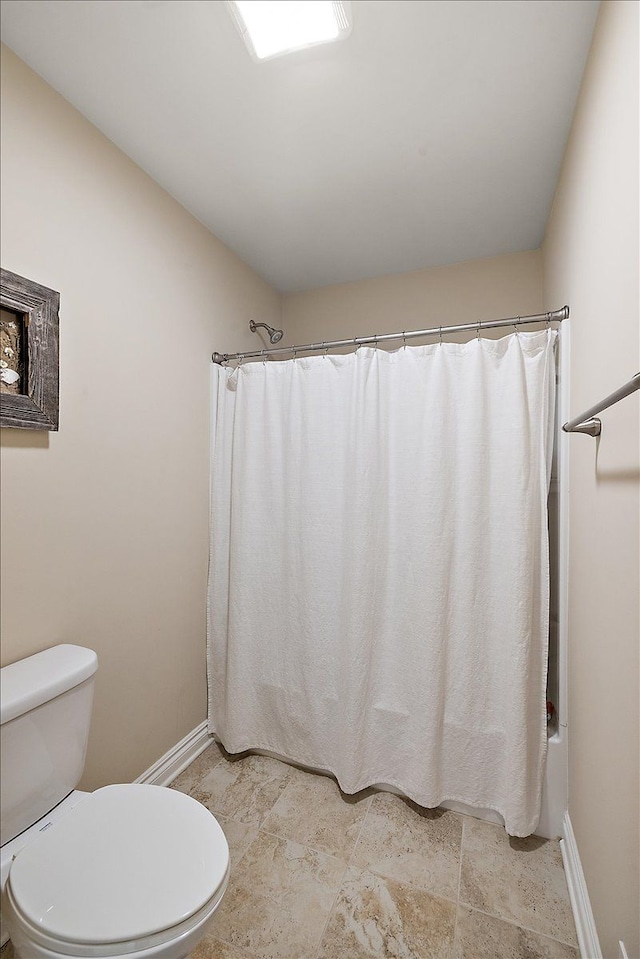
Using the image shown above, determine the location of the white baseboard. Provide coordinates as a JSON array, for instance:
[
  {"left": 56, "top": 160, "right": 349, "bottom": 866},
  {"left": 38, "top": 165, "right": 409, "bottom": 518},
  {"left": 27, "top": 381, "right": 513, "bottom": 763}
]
[
  {"left": 560, "top": 812, "right": 602, "bottom": 959},
  {"left": 134, "top": 721, "right": 212, "bottom": 787}
]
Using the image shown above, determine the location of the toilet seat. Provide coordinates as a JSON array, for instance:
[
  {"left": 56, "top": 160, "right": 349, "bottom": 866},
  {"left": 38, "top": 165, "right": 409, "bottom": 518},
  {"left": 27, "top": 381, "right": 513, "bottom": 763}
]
[{"left": 3, "top": 784, "right": 229, "bottom": 957}]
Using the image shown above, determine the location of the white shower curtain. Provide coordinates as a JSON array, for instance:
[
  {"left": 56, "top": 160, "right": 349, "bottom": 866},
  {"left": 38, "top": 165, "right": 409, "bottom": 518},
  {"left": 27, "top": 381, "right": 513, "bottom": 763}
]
[{"left": 208, "top": 330, "right": 556, "bottom": 836}]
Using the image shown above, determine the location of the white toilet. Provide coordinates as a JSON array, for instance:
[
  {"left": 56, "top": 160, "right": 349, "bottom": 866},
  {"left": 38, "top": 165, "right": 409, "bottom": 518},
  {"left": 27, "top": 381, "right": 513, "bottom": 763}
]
[{"left": 0, "top": 645, "right": 230, "bottom": 959}]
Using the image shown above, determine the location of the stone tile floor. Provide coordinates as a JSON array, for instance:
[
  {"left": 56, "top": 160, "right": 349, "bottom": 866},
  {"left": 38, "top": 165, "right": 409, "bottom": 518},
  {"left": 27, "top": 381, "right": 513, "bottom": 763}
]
[
  {"left": 179, "top": 742, "right": 579, "bottom": 959},
  {"left": 0, "top": 741, "right": 579, "bottom": 959}
]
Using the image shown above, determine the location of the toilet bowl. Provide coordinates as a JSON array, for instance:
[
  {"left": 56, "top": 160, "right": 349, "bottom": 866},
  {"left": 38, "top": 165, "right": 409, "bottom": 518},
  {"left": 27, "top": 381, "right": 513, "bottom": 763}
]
[
  {"left": 2, "top": 784, "right": 230, "bottom": 959},
  {"left": 0, "top": 645, "right": 230, "bottom": 959}
]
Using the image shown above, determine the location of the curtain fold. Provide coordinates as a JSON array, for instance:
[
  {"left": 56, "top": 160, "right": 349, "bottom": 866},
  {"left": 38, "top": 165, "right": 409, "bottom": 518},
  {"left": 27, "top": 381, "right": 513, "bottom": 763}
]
[{"left": 208, "top": 330, "right": 556, "bottom": 836}]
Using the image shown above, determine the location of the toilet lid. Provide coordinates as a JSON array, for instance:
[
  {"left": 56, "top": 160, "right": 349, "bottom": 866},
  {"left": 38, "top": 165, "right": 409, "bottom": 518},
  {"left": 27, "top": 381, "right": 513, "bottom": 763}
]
[{"left": 8, "top": 784, "right": 229, "bottom": 945}]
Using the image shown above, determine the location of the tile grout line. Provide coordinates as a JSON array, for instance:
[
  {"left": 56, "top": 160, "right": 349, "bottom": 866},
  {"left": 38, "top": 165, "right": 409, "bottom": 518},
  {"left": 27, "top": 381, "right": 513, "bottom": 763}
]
[
  {"left": 256, "top": 786, "right": 376, "bottom": 864},
  {"left": 459, "top": 901, "right": 580, "bottom": 950},
  {"left": 304, "top": 797, "right": 465, "bottom": 958},
  {"left": 309, "top": 792, "right": 376, "bottom": 959},
  {"left": 348, "top": 791, "right": 376, "bottom": 862},
  {"left": 309, "top": 859, "right": 349, "bottom": 959},
  {"left": 451, "top": 813, "right": 465, "bottom": 957},
  {"left": 261, "top": 768, "right": 297, "bottom": 817},
  {"left": 255, "top": 821, "right": 462, "bottom": 907},
  {"left": 175, "top": 750, "right": 229, "bottom": 796},
  {"left": 252, "top": 763, "right": 315, "bottom": 829},
  {"left": 216, "top": 814, "right": 262, "bottom": 871},
  {"left": 206, "top": 933, "right": 261, "bottom": 959},
  {"left": 453, "top": 816, "right": 579, "bottom": 951},
  {"left": 206, "top": 768, "right": 372, "bottom": 959},
  {"left": 188, "top": 759, "right": 296, "bottom": 828},
  {"left": 260, "top": 793, "right": 467, "bottom": 904},
  {"left": 257, "top": 824, "right": 351, "bottom": 862}
]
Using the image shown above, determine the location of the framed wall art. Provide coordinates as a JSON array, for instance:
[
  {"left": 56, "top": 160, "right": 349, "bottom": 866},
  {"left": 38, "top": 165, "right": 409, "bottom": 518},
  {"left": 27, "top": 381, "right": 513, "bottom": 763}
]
[{"left": 1, "top": 268, "right": 59, "bottom": 430}]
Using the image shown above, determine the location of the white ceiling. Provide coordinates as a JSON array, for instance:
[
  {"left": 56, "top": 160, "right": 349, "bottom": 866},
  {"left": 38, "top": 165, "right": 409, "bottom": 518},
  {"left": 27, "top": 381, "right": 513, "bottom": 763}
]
[{"left": 1, "top": 0, "right": 600, "bottom": 293}]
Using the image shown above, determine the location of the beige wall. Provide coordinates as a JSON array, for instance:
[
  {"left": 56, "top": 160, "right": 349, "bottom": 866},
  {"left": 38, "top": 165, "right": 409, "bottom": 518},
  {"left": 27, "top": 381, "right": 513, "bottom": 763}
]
[
  {"left": 543, "top": 2, "right": 639, "bottom": 957},
  {"left": 3, "top": 9, "right": 638, "bottom": 951},
  {"left": 0, "top": 45, "right": 281, "bottom": 789},
  {"left": 283, "top": 250, "right": 544, "bottom": 344}
]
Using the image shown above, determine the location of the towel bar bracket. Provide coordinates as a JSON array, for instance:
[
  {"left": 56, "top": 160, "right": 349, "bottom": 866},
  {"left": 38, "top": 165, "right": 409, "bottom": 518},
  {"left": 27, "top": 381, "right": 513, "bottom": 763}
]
[
  {"left": 562, "top": 417, "right": 601, "bottom": 437},
  {"left": 562, "top": 373, "right": 639, "bottom": 438}
]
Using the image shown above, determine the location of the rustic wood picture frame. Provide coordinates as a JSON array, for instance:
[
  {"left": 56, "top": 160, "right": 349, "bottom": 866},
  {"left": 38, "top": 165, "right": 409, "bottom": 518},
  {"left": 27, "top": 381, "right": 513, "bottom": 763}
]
[{"left": 0, "top": 268, "right": 59, "bottom": 430}]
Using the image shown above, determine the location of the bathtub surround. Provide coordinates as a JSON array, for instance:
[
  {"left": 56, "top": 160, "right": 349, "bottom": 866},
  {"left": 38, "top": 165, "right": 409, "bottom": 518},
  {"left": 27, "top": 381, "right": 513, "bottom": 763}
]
[
  {"left": 209, "top": 331, "right": 557, "bottom": 836},
  {"left": 0, "top": 44, "right": 281, "bottom": 788}
]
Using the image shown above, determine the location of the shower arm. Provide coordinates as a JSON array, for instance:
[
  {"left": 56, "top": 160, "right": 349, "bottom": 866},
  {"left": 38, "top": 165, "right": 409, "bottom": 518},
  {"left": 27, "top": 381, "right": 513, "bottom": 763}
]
[{"left": 249, "top": 320, "right": 271, "bottom": 335}]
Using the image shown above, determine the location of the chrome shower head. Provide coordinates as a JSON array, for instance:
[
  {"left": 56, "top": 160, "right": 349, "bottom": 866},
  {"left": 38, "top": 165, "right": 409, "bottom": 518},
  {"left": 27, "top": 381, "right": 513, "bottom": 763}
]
[{"left": 249, "top": 320, "right": 284, "bottom": 345}]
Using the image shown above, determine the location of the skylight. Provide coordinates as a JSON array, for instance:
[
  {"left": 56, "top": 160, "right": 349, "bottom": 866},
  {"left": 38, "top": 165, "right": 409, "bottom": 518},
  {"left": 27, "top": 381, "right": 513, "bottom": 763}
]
[{"left": 227, "top": 1, "right": 352, "bottom": 61}]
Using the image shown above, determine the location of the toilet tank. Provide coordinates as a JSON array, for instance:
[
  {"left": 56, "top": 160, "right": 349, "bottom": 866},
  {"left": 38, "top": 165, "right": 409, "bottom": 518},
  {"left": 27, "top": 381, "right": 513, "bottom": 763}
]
[{"left": 0, "top": 645, "right": 98, "bottom": 846}]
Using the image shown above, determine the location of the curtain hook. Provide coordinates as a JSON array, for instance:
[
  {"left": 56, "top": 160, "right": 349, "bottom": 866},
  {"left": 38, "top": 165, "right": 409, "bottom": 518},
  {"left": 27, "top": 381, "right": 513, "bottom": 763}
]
[
  {"left": 237, "top": 354, "right": 244, "bottom": 367},
  {"left": 261, "top": 349, "right": 267, "bottom": 366},
  {"left": 514, "top": 316, "right": 521, "bottom": 335},
  {"left": 373, "top": 333, "right": 378, "bottom": 350},
  {"left": 545, "top": 312, "right": 551, "bottom": 330},
  {"left": 439, "top": 325, "right": 443, "bottom": 345},
  {"left": 402, "top": 331, "right": 407, "bottom": 350},
  {"left": 476, "top": 320, "right": 481, "bottom": 340}
]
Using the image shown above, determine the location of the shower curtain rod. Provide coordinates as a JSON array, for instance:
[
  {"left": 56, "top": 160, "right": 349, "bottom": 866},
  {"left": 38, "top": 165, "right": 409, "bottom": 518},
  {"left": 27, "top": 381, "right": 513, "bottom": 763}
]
[{"left": 211, "top": 306, "right": 569, "bottom": 365}]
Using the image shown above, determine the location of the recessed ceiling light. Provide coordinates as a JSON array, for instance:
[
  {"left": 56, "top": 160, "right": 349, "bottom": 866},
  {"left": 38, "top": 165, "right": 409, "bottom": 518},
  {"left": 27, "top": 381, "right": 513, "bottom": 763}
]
[{"left": 227, "top": 1, "right": 352, "bottom": 62}]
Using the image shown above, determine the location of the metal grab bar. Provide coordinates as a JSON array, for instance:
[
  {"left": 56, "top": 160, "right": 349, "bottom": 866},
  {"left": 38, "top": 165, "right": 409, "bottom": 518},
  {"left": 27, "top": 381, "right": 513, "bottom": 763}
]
[{"left": 562, "top": 372, "right": 640, "bottom": 437}]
